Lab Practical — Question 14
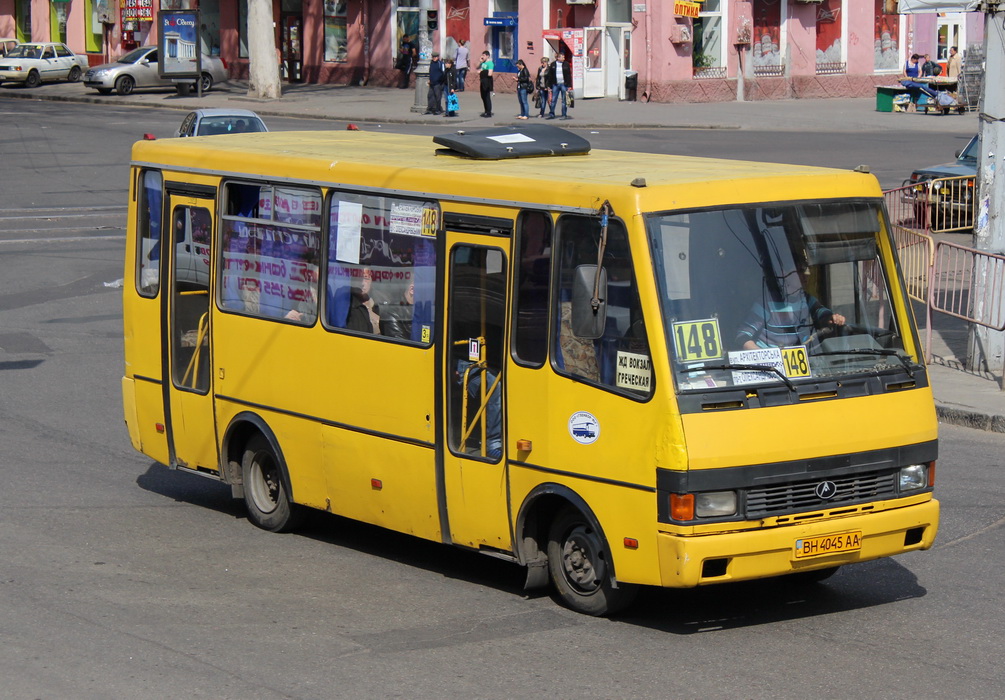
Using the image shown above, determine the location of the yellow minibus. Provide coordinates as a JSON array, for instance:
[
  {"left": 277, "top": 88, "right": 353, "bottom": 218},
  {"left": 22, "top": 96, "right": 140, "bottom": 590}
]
[{"left": 122, "top": 125, "right": 938, "bottom": 615}]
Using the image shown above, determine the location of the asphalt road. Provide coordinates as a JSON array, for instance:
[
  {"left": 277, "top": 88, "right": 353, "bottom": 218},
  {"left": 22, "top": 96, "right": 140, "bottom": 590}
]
[{"left": 1, "top": 100, "right": 1003, "bottom": 698}]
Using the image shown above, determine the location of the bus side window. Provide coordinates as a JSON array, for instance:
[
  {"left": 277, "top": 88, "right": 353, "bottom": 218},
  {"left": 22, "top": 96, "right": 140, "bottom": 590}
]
[
  {"left": 553, "top": 214, "right": 652, "bottom": 396},
  {"left": 324, "top": 192, "right": 437, "bottom": 344},
  {"left": 136, "top": 169, "right": 163, "bottom": 297},
  {"left": 511, "top": 210, "right": 552, "bottom": 366},
  {"left": 218, "top": 181, "right": 322, "bottom": 324}
]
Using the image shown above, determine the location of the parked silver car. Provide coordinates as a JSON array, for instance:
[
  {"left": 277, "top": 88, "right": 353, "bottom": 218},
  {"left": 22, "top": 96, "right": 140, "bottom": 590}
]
[
  {"left": 176, "top": 109, "right": 269, "bottom": 137},
  {"left": 83, "top": 46, "right": 228, "bottom": 96}
]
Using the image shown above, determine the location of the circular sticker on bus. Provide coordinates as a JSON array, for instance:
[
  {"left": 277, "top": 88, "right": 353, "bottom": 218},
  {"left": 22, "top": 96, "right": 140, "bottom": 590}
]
[{"left": 569, "top": 411, "right": 600, "bottom": 445}]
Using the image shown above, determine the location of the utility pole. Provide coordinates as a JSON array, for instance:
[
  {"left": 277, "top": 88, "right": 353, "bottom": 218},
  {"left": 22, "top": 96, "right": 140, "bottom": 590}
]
[
  {"left": 411, "top": 0, "right": 432, "bottom": 113},
  {"left": 970, "top": 0, "right": 1005, "bottom": 380}
]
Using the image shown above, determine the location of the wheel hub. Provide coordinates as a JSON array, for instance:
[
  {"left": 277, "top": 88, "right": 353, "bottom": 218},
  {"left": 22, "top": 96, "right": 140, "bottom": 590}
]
[{"left": 562, "top": 525, "right": 603, "bottom": 592}]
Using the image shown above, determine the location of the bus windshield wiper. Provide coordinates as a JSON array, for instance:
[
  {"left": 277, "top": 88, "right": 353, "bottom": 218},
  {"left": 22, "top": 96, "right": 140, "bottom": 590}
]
[
  {"left": 812, "top": 347, "right": 916, "bottom": 373},
  {"left": 680, "top": 362, "right": 796, "bottom": 392}
]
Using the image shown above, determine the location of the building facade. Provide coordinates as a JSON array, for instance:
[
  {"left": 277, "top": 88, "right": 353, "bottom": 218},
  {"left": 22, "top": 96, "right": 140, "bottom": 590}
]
[{"left": 0, "top": 0, "right": 986, "bottom": 102}]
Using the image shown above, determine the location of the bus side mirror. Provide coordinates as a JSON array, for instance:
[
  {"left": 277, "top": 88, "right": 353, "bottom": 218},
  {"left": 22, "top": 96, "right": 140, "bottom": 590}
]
[{"left": 571, "top": 264, "right": 607, "bottom": 339}]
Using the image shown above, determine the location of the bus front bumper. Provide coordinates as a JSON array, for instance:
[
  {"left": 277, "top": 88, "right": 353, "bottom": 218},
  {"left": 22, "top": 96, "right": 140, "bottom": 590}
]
[{"left": 657, "top": 498, "right": 939, "bottom": 588}]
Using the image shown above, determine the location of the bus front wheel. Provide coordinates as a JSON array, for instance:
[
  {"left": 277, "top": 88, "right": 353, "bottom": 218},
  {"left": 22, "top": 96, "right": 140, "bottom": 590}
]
[
  {"left": 546, "top": 507, "right": 637, "bottom": 616},
  {"left": 241, "top": 434, "right": 303, "bottom": 533}
]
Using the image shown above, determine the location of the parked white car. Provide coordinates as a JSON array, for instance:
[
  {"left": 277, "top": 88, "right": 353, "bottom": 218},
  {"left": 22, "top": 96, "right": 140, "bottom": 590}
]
[
  {"left": 0, "top": 38, "right": 18, "bottom": 57},
  {"left": 83, "top": 45, "right": 228, "bottom": 96},
  {"left": 0, "top": 42, "right": 90, "bottom": 88}
]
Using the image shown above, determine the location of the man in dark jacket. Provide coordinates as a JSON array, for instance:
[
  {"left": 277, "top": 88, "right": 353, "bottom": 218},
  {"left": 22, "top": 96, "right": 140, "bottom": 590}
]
[
  {"left": 426, "top": 52, "right": 446, "bottom": 115},
  {"left": 546, "top": 53, "right": 573, "bottom": 120}
]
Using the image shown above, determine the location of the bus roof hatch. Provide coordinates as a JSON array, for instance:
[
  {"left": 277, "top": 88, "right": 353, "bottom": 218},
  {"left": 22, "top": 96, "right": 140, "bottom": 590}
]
[{"left": 433, "top": 125, "right": 591, "bottom": 160}]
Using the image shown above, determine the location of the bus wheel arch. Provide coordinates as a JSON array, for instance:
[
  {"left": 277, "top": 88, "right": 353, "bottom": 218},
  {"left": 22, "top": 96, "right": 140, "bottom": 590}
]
[
  {"left": 222, "top": 413, "right": 304, "bottom": 533},
  {"left": 515, "top": 485, "right": 637, "bottom": 616}
]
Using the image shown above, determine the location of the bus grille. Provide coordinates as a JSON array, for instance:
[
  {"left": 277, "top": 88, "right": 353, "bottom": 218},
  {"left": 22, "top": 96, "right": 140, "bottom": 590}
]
[{"left": 746, "top": 470, "right": 899, "bottom": 518}]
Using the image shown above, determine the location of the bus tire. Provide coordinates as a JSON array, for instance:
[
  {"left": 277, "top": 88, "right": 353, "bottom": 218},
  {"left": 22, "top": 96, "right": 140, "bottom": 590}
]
[
  {"left": 546, "top": 506, "right": 637, "bottom": 616},
  {"left": 241, "top": 434, "right": 303, "bottom": 533}
]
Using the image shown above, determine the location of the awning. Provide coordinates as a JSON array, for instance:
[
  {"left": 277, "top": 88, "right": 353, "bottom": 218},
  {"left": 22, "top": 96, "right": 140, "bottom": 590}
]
[{"left": 897, "top": 0, "right": 981, "bottom": 12}]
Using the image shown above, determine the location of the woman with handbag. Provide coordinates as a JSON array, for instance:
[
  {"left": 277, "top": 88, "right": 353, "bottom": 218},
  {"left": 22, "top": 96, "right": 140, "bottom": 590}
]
[
  {"left": 515, "top": 59, "right": 532, "bottom": 119},
  {"left": 534, "top": 57, "right": 551, "bottom": 118},
  {"left": 444, "top": 58, "right": 459, "bottom": 117}
]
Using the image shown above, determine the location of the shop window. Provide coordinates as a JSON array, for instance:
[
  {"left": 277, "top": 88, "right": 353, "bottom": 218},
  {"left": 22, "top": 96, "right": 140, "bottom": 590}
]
[{"left": 325, "top": 0, "right": 348, "bottom": 62}]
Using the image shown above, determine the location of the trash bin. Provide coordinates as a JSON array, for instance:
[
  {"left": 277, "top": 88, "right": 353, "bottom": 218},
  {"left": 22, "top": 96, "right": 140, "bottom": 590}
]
[
  {"left": 624, "top": 70, "right": 638, "bottom": 102},
  {"left": 876, "top": 85, "right": 907, "bottom": 112}
]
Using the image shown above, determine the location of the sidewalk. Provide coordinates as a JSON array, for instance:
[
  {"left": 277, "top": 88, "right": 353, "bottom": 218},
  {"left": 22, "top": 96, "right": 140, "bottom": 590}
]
[
  {"left": 2, "top": 79, "right": 999, "bottom": 432},
  {"left": 1, "top": 78, "right": 979, "bottom": 134}
]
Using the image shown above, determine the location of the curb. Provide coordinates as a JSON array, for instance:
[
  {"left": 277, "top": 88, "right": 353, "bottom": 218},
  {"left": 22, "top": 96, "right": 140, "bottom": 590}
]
[{"left": 936, "top": 404, "right": 1005, "bottom": 433}]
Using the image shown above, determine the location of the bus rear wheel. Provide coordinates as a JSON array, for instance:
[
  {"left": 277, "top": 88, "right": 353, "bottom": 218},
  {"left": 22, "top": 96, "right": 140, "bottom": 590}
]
[
  {"left": 241, "top": 434, "right": 303, "bottom": 533},
  {"left": 546, "top": 506, "right": 637, "bottom": 616}
]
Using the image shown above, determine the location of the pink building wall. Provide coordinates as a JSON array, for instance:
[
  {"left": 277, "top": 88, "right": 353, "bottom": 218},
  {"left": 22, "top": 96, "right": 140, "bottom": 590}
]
[
  {"left": 0, "top": 0, "right": 13, "bottom": 37},
  {"left": 0, "top": 0, "right": 989, "bottom": 102}
]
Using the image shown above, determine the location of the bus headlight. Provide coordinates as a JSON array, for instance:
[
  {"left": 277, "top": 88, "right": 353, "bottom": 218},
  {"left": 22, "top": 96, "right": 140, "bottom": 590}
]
[
  {"left": 899, "top": 464, "right": 928, "bottom": 493},
  {"left": 695, "top": 491, "right": 737, "bottom": 518}
]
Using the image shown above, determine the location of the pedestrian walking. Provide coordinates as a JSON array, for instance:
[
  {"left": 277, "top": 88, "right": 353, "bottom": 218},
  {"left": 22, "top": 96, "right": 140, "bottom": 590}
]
[
  {"left": 534, "top": 56, "right": 550, "bottom": 117},
  {"left": 455, "top": 40, "right": 469, "bottom": 91},
  {"left": 546, "top": 53, "right": 572, "bottom": 120},
  {"left": 515, "top": 59, "right": 532, "bottom": 119},
  {"left": 478, "top": 50, "right": 494, "bottom": 118},
  {"left": 396, "top": 34, "right": 415, "bottom": 89},
  {"left": 426, "top": 51, "right": 446, "bottom": 115}
]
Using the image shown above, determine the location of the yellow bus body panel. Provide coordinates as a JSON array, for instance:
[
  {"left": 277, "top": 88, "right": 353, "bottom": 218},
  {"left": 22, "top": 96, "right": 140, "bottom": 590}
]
[
  {"left": 212, "top": 311, "right": 439, "bottom": 540},
  {"left": 681, "top": 386, "right": 938, "bottom": 471}
]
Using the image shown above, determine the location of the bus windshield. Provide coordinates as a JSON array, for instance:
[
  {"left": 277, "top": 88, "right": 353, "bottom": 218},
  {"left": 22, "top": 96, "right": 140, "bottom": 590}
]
[{"left": 646, "top": 201, "right": 914, "bottom": 392}]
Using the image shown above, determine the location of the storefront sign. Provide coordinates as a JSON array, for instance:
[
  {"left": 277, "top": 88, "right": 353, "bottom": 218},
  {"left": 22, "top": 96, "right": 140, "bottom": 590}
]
[
  {"left": 674, "top": 1, "right": 702, "bottom": 18},
  {"left": 122, "top": 0, "right": 154, "bottom": 23}
]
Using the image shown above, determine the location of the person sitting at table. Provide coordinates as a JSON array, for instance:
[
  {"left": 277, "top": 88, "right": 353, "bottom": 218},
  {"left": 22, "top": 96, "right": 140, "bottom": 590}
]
[{"left": 900, "top": 54, "right": 935, "bottom": 110}]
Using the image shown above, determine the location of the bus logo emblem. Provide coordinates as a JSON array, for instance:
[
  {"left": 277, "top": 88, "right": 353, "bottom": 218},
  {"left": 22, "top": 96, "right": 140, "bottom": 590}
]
[
  {"left": 815, "top": 481, "right": 838, "bottom": 500},
  {"left": 568, "top": 411, "right": 600, "bottom": 445}
]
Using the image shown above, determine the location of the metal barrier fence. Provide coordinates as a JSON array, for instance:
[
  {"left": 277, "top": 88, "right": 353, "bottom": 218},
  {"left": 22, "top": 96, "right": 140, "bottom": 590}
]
[
  {"left": 893, "top": 175, "right": 976, "bottom": 234},
  {"left": 884, "top": 184, "right": 1005, "bottom": 373}
]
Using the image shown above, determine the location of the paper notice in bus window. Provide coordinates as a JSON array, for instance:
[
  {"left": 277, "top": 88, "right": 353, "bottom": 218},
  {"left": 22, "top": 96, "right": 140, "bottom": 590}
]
[
  {"left": 390, "top": 201, "right": 423, "bottom": 237},
  {"left": 616, "top": 351, "right": 652, "bottom": 391},
  {"left": 728, "top": 347, "right": 784, "bottom": 385},
  {"left": 335, "top": 201, "right": 362, "bottom": 263}
]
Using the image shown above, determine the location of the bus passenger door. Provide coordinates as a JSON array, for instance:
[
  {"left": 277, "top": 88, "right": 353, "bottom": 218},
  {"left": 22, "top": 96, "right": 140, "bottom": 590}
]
[
  {"left": 164, "top": 193, "right": 219, "bottom": 473},
  {"left": 442, "top": 239, "right": 512, "bottom": 551}
]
